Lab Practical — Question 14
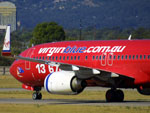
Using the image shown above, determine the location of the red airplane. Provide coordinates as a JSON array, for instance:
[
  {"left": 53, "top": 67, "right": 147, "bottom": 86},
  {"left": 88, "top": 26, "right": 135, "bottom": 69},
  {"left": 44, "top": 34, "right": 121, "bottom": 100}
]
[{"left": 2, "top": 25, "right": 150, "bottom": 102}]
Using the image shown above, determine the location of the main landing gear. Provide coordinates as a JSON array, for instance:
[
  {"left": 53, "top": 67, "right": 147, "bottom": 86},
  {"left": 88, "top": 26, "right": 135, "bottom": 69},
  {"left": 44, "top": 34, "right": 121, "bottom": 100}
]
[
  {"left": 106, "top": 89, "right": 124, "bottom": 102},
  {"left": 32, "top": 87, "right": 42, "bottom": 100}
]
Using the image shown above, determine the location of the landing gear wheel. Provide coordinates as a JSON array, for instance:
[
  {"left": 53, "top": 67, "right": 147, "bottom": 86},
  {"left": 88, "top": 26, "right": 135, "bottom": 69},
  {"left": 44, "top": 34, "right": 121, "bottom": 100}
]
[
  {"left": 116, "top": 89, "right": 124, "bottom": 102},
  {"left": 106, "top": 89, "right": 115, "bottom": 102},
  {"left": 106, "top": 89, "right": 124, "bottom": 102},
  {"left": 32, "top": 92, "right": 37, "bottom": 100},
  {"left": 32, "top": 92, "right": 42, "bottom": 100}
]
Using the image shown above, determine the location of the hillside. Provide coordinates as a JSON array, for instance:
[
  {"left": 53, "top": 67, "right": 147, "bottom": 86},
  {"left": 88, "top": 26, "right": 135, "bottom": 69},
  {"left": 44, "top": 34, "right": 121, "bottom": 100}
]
[{"left": 1, "top": 0, "right": 150, "bottom": 29}]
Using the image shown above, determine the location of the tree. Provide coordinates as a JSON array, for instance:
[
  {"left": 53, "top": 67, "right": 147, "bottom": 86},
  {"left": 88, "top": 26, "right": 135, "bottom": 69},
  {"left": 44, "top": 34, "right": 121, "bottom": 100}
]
[{"left": 30, "top": 22, "right": 66, "bottom": 46}]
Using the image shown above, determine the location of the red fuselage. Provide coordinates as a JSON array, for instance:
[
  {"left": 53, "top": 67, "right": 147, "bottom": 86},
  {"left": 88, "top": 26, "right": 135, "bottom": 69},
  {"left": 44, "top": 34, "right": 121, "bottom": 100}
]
[{"left": 10, "top": 40, "right": 150, "bottom": 88}]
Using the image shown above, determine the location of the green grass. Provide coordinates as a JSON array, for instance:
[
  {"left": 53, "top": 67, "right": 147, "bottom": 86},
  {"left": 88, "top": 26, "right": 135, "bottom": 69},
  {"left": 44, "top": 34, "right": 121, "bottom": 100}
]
[
  {"left": 0, "top": 104, "right": 149, "bottom": 113},
  {"left": 0, "top": 75, "right": 21, "bottom": 88}
]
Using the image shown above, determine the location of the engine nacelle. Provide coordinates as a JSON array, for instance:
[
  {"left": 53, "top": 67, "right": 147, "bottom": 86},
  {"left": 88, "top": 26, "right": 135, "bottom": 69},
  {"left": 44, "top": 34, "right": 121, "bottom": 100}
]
[
  {"left": 137, "top": 86, "right": 150, "bottom": 95},
  {"left": 44, "top": 71, "right": 86, "bottom": 95}
]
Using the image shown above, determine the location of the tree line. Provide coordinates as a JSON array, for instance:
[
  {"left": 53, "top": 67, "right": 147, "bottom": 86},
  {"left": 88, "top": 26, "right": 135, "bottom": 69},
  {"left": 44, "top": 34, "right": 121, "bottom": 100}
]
[{"left": 0, "top": 22, "right": 150, "bottom": 66}]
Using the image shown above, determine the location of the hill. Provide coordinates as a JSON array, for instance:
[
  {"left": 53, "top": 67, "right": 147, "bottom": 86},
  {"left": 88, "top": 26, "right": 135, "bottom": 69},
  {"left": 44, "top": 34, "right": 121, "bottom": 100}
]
[{"left": 1, "top": 0, "right": 150, "bottom": 29}]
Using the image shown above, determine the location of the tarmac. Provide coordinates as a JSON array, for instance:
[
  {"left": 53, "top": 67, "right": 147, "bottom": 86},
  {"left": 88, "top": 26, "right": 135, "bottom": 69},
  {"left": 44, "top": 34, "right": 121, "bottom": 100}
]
[
  {"left": 0, "top": 98, "right": 150, "bottom": 106},
  {"left": 0, "top": 87, "right": 150, "bottom": 106}
]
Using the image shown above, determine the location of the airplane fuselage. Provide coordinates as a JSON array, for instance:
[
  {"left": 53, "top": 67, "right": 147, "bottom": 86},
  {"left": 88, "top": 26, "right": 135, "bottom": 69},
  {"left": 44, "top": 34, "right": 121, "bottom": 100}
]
[{"left": 10, "top": 40, "right": 150, "bottom": 88}]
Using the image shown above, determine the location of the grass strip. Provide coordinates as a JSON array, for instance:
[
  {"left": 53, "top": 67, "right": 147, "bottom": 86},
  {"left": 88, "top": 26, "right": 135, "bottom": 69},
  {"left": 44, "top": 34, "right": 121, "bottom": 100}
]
[
  {"left": 0, "top": 75, "right": 21, "bottom": 88},
  {"left": 0, "top": 104, "right": 149, "bottom": 113}
]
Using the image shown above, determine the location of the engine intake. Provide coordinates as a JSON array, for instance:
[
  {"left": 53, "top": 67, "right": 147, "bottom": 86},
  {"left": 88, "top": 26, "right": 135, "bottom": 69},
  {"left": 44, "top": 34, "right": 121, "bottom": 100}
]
[{"left": 44, "top": 71, "right": 86, "bottom": 95}]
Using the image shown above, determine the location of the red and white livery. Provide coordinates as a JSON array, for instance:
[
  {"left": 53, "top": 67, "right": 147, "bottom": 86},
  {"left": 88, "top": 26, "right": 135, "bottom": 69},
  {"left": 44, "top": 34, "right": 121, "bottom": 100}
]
[{"left": 2, "top": 26, "right": 150, "bottom": 102}]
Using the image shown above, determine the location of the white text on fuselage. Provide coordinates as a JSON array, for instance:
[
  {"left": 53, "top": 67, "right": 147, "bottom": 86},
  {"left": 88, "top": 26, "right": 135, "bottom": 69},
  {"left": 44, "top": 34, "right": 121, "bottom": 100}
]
[{"left": 38, "top": 46, "right": 126, "bottom": 56}]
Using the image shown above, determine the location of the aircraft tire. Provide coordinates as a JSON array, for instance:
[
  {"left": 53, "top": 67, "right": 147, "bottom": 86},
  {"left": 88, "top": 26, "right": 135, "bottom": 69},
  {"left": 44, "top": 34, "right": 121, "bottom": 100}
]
[
  {"left": 106, "top": 89, "right": 116, "bottom": 102},
  {"left": 32, "top": 92, "right": 42, "bottom": 100},
  {"left": 106, "top": 89, "right": 124, "bottom": 102},
  {"left": 115, "top": 89, "right": 124, "bottom": 102},
  {"left": 37, "top": 92, "right": 42, "bottom": 100}
]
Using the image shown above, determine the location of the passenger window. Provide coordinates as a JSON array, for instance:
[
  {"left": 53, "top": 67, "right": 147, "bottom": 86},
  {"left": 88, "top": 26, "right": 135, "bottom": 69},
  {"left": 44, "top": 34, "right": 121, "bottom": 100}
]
[
  {"left": 67, "top": 56, "right": 69, "bottom": 60},
  {"left": 129, "top": 55, "right": 131, "bottom": 60},
  {"left": 118, "top": 55, "right": 120, "bottom": 60},
  {"left": 113, "top": 55, "right": 116, "bottom": 60},
  {"left": 85, "top": 56, "right": 88, "bottom": 60},
  {"left": 144, "top": 55, "right": 146, "bottom": 60},
  {"left": 74, "top": 56, "right": 76, "bottom": 60},
  {"left": 59, "top": 56, "right": 62, "bottom": 60},
  {"left": 109, "top": 55, "right": 112, "bottom": 59},
  {"left": 132, "top": 55, "right": 135, "bottom": 60},
  {"left": 96, "top": 56, "right": 98, "bottom": 60},
  {"left": 39, "top": 57, "right": 41, "bottom": 59},
  {"left": 42, "top": 56, "right": 44, "bottom": 60},
  {"left": 46, "top": 56, "right": 47, "bottom": 60},
  {"left": 103, "top": 55, "right": 105, "bottom": 60},
  {"left": 121, "top": 55, "right": 124, "bottom": 60},
  {"left": 71, "top": 56, "right": 73, "bottom": 60},
  {"left": 78, "top": 56, "right": 80, "bottom": 60},
  {"left": 99, "top": 55, "right": 101, "bottom": 60},
  {"left": 36, "top": 57, "right": 38, "bottom": 59},
  {"left": 125, "top": 55, "right": 127, "bottom": 60},
  {"left": 148, "top": 55, "right": 150, "bottom": 59},
  {"left": 49, "top": 56, "right": 51, "bottom": 60},
  {"left": 93, "top": 56, "right": 95, "bottom": 60},
  {"left": 56, "top": 56, "right": 58, "bottom": 61},
  {"left": 63, "top": 56, "right": 65, "bottom": 60},
  {"left": 52, "top": 56, "right": 54, "bottom": 60},
  {"left": 136, "top": 55, "right": 138, "bottom": 60},
  {"left": 140, "top": 55, "right": 142, "bottom": 60}
]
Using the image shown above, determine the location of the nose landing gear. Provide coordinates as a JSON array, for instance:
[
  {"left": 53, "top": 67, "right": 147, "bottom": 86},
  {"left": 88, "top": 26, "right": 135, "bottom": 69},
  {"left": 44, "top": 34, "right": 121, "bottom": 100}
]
[
  {"left": 32, "top": 92, "right": 42, "bottom": 100},
  {"left": 106, "top": 89, "right": 124, "bottom": 102},
  {"left": 32, "top": 87, "right": 42, "bottom": 100}
]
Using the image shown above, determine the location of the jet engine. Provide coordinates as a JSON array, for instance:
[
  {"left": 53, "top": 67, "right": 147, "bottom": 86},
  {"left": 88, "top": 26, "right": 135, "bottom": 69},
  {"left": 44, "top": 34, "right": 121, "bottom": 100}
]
[
  {"left": 44, "top": 71, "right": 86, "bottom": 95},
  {"left": 137, "top": 86, "right": 150, "bottom": 95}
]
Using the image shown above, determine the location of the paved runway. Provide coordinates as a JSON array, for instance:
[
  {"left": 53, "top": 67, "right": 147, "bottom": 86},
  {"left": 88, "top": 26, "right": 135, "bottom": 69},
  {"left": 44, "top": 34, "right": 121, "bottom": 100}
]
[
  {"left": 0, "top": 88, "right": 150, "bottom": 106},
  {"left": 0, "top": 98, "right": 150, "bottom": 106}
]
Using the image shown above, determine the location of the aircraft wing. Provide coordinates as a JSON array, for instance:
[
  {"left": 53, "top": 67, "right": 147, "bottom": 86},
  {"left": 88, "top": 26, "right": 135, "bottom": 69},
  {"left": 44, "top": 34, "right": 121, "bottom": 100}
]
[
  {"left": 15, "top": 55, "right": 134, "bottom": 84},
  {"left": 15, "top": 55, "right": 102, "bottom": 79}
]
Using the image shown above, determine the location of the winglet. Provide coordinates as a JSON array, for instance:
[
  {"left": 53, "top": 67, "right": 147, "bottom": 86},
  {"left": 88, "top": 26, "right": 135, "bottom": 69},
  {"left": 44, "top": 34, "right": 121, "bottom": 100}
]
[{"left": 2, "top": 25, "right": 11, "bottom": 56}]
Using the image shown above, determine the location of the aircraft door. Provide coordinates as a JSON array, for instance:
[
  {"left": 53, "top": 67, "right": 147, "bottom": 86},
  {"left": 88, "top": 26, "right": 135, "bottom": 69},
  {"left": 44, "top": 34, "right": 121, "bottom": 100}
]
[{"left": 25, "top": 48, "right": 35, "bottom": 70}]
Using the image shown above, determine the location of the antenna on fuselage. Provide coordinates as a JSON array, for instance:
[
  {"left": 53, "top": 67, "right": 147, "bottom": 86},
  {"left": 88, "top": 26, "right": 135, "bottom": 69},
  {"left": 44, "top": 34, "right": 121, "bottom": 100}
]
[{"left": 128, "top": 35, "right": 132, "bottom": 40}]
